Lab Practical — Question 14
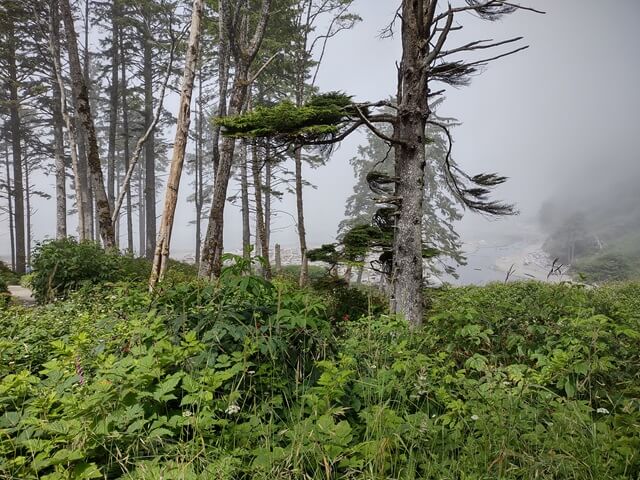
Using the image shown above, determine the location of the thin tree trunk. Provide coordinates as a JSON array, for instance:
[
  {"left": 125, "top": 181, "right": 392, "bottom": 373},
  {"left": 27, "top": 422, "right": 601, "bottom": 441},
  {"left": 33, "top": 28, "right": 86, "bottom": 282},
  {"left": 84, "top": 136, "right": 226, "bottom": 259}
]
[
  {"left": 7, "top": 21, "right": 26, "bottom": 274},
  {"left": 251, "top": 140, "right": 271, "bottom": 279},
  {"left": 107, "top": 3, "right": 119, "bottom": 211},
  {"left": 24, "top": 161, "right": 31, "bottom": 267},
  {"left": 211, "top": 4, "right": 230, "bottom": 180},
  {"left": 149, "top": 0, "right": 204, "bottom": 290},
  {"left": 194, "top": 68, "right": 203, "bottom": 267},
  {"left": 120, "top": 27, "right": 133, "bottom": 253},
  {"left": 143, "top": 22, "right": 156, "bottom": 259},
  {"left": 264, "top": 152, "right": 271, "bottom": 248},
  {"left": 3, "top": 135, "right": 15, "bottom": 271},
  {"left": 84, "top": 0, "right": 95, "bottom": 243},
  {"left": 138, "top": 162, "right": 145, "bottom": 256},
  {"left": 50, "top": 1, "right": 67, "bottom": 239},
  {"left": 240, "top": 141, "right": 251, "bottom": 262},
  {"left": 294, "top": 146, "right": 308, "bottom": 286},
  {"left": 60, "top": 0, "right": 116, "bottom": 248},
  {"left": 74, "top": 118, "right": 92, "bottom": 240}
]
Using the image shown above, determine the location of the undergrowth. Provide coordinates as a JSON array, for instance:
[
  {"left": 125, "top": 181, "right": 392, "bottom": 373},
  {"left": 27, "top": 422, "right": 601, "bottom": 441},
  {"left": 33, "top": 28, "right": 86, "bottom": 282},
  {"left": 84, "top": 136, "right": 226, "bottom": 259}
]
[{"left": 0, "top": 259, "right": 638, "bottom": 478}]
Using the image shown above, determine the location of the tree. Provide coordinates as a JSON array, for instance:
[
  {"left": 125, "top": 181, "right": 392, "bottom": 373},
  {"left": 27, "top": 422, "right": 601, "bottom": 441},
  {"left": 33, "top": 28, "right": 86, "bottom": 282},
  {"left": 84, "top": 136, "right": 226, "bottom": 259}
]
[
  {"left": 149, "top": 0, "right": 204, "bottom": 290},
  {"left": 199, "top": 0, "right": 272, "bottom": 279},
  {"left": 59, "top": 0, "right": 116, "bottom": 248},
  {"left": 216, "top": 1, "right": 541, "bottom": 326},
  {"left": 338, "top": 107, "right": 465, "bottom": 281}
]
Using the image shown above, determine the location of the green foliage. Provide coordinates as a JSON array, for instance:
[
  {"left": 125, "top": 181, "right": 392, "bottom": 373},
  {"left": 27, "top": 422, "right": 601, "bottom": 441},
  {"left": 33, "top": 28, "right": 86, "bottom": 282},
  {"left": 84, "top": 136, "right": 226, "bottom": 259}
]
[
  {"left": 216, "top": 92, "right": 355, "bottom": 141},
  {"left": 0, "top": 276, "right": 9, "bottom": 308},
  {"left": 29, "top": 238, "right": 197, "bottom": 303},
  {"left": 1, "top": 278, "right": 638, "bottom": 478},
  {"left": 0, "top": 260, "right": 20, "bottom": 285}
]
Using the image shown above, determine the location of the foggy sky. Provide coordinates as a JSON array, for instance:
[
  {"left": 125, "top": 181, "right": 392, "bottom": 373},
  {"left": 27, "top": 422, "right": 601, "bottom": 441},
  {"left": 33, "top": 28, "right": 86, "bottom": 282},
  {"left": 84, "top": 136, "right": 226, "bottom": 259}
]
[{"left": 3, "top": 0, "right": 640, "bottom": 261}]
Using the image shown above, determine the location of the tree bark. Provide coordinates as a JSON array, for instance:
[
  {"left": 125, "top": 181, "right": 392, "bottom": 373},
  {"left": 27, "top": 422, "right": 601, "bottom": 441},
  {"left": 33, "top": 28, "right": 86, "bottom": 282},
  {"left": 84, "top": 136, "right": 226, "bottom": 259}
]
[
  {"left": 149, "top": 0, "right": 204, "bottom": 290},
  {"left": 60, "top": 0, "right": 116, "bottom": 248},
  {"left": 391, "top": 0, "right": 430, "bottom": 327},
  {"left": 194, "top": 65, "right": 204, "bottom": 267},
  {"left": 3, "top": 134, "right": 15, "bottom": 271},
  {"left": 120, "top": 27, "right": 134, "bottom": 253},
  {"left": 48, "top": 2, "right": 87, "bottom": 242},
  {"left": 51, "top": 0, "right": 67, "bottom": 239},
  {"left": 107, "top": 2, "right": 119, "bottom": 212},
  {"left": 143, "top": 21, "right": 156, "bottom": 259},
  {"left": 293, "top": 146, "right": 308, "bottom": 286},
  {"left": 7, "top": 20, "right": 26, "bottom": 274},
  {"left": 240, "top": 140, "right": 251, "bottom": 262}
]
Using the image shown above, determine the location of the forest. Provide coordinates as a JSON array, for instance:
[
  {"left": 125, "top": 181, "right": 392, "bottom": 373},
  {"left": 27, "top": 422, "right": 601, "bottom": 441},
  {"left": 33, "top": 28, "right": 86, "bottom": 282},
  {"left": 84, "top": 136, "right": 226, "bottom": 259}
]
[{"left": 1, "top": 0, "right": 639, "bottom": 478}]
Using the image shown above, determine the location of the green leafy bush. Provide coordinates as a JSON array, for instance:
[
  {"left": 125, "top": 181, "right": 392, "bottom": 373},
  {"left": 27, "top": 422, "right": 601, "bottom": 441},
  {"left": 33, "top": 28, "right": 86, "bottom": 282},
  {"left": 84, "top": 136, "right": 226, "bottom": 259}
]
[
  {"left": 29, "top": 238, "right": 197, "bottom": 303},
  {"left": 0, "top": 260, "right": 19, "bottom": 285},
  {"left": 1, "top": 279, "right": 638, "bottom": 479}
]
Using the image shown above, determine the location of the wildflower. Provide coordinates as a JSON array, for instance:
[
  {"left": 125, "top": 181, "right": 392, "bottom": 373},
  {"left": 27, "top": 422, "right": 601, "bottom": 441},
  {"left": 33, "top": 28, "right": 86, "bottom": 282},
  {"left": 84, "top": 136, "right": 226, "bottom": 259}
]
[
  {"left": 182, "top": 410, "right": 193, "bottom": 417},
  {"left": 225, "top": 404, "right": 240, "bottom": 415},
  {"left": 471, "top": 414, "right": 479, "bottom": 421},
  {"left": 596, "top": 407, "right": 610, "bottom": 415}
]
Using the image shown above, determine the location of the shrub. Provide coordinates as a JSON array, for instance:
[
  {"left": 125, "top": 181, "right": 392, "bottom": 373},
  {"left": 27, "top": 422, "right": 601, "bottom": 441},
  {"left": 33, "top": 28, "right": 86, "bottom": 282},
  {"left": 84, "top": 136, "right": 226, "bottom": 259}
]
[
  {"left": 29, "top": 239, "right": 198, "bottom": 303},
  {"left": 0, "top": 260, "right": 19, "bottom": 285},
  {"left": 30, "top": 238, "right": 121, "bottom": 303}
]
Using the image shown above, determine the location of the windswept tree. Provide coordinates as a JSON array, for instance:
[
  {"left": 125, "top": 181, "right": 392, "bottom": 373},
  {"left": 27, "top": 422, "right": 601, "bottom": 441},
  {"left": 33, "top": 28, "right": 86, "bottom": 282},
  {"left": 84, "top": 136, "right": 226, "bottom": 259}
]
[{"left": 216, "top": 1, "right": 542, "bottom": 326}]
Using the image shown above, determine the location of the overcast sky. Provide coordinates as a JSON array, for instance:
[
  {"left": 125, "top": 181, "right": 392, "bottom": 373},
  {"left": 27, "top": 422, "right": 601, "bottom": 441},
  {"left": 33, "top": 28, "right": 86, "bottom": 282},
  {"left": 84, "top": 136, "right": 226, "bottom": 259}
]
[{"left": 2, "top": 0, "right": 640, "bottom": 261}]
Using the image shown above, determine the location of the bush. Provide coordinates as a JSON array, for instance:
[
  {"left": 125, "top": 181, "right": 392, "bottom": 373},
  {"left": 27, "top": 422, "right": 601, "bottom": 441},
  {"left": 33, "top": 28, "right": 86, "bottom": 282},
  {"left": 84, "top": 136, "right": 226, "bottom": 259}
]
[
  {"left": 0, "top": 276, "right": 9, "bottom": 308},
  {"left": 0, "top": 260, "right": 19, "bottom": 285},
  {"left": 30, "top": 238, "right": 197, "bottom": 303}
]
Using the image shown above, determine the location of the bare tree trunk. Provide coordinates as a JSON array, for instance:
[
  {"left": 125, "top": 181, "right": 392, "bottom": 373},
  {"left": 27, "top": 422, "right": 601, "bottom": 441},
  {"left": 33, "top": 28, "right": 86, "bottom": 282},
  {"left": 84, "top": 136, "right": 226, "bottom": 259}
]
[
  {"left": 3, "top": 135, "right": 15, "bottom": 270},
  {"left": 60, "top": 0, "right": 116, "bottom": 248},
  {"left": 391, "top": 0, "right": 429, "bottom": 327},
  {"left": 240, "top": 141, "right": 251, "bottom": 262},
  {"left": 120, "top": 28, "right": 133, "bottom": 253},
  {"left": 211, "top": 3, "right": 230, "bottom": 180},
  {"left": 143, "top": 21, "right": 156, "bottom": 259},
  {"left": 149, "top": 0, "right": 204, "bottom": 290},
  {"left": 52, "top": 77, "right": 67, "bottom": 239},
  {"left": 293, "top": 146, "right": 308, "bottom": 286},
  {"left": 264, "top": 153, "right": 271, "bottom": 248},
  {"left": 48, "top": 3, "right": 87, "bottom": 241},
  {"left": 251, "top": 140, "right": 271, "bottom": 279},
  {"left": 7, "top": 22, "right": 26, "bottom": 274},
  {"left": 138, "top": 163, "right": 145, "bottom": 256},
  {"left": 356, "top": 265, "right": 364, "bottom": 285},
  {"left": 194, "top": 66, "right": 204, "bottom": 267},
  {"left": 107, "top": 3, "right": 119, "bottom": 212},
  {"left": 50, "top": 1, "right": 67, "bottom": 239},
  {"left": 84, "top": 0, "right": 95, "bottom": 243},
  {"left": 24, "top": 161, "right": 31, "bottom": 267},
  {"left": 73, "top": 117, "right": 92, "bottom": 240}
]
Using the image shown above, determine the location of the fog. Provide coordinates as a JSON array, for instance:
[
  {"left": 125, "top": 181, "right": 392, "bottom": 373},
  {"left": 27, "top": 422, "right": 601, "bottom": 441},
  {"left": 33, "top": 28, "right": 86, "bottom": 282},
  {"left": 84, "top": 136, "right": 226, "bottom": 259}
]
[{"left": 3, "top": 0, "right": 640, "bottom": 282}]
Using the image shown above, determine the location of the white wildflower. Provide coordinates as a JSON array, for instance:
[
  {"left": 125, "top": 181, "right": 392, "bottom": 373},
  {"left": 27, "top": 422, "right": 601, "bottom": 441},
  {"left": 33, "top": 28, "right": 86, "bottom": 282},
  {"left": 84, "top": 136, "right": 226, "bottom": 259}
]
[
  {"left": 225, "top": 404, "right": 241, "bottom": 415},
  {"left": 182, "top": 410, "right": 193, "bottom": 417},
  {"left": 596, "top": 407, "right": 610, "bottom": 415},
  {"left": 471, "top": 414, "right": 479, "bottom": 421}
]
